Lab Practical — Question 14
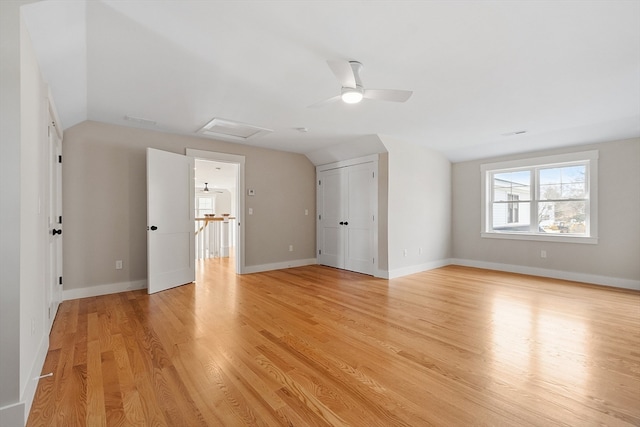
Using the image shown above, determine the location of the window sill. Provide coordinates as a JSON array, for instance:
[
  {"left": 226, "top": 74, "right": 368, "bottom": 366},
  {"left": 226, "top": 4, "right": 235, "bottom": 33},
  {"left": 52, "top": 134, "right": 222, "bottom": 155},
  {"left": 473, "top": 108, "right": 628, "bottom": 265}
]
[{"left": 481, "top": 232, "right": 598, "bottom": 244}]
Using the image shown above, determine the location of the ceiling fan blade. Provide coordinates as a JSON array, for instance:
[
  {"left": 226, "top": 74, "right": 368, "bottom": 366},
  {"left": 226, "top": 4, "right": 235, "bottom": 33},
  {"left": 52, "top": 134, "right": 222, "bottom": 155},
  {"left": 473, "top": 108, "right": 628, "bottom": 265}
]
[
  {"left": 327, "top": 60, "right": 356, "bottom": 88},
  {"left": 363, "top": 89, "right": 413, "bottom": 103},
  {"left": 307, "top": 95, "right": 341, "bottom": 108}
]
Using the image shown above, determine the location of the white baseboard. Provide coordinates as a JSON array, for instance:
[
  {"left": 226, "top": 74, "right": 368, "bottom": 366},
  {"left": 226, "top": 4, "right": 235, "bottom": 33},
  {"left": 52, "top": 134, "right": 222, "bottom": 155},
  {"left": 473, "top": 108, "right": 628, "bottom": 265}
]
[
  {"left": 451, "top": 258, "right": 640, "bottom": 291},
  {"left": 374, "top": 268, "right": 389, "bottom": 279},
  {"left": 387, "top": 258, "right": 452, "bottom": 280},
  {"left": 60, "top": 260, "right": 637, "bottom": 301},
  {"left": 243, "top": 258, "right": 317, "bottom": 274},
  {"left": 63, "top": 279, "right": 147, "bottom": 301},
  {"left": 21, "top": 333, "right": 50, "bottom": 424},
  {"left": 1, "top": 334, "right": 50, "bottom": 426},
  {"left": 61, "top": 261, "right": 320, "bottom": 299}
]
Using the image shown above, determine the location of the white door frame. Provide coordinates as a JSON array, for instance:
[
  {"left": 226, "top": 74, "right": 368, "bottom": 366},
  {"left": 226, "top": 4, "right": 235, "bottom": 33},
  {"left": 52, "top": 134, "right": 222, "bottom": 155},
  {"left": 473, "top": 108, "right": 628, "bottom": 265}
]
[{"left": 186, "top": 148, "right": 245, "bottom": 274}]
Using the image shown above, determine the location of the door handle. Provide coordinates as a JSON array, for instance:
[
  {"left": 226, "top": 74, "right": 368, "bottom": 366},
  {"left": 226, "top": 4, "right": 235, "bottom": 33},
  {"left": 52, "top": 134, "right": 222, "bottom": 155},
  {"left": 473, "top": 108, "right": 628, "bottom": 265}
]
[
  {"left": 343, "top": 221, "right": 348, "bottom": 226},
  {"left": 52, "top": 228, "right": 62, "bottom": 235},
  {"left": 339, "top": 221, "right": 344, "bottom": 225},
  {"left": 149, "top": 225, "right": 158, "bottom": 231}
]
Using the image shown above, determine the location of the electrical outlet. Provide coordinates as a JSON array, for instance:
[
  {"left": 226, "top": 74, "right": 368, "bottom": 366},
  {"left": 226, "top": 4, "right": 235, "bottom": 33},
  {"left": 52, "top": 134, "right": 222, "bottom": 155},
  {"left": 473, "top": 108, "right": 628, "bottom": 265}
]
[
  {"left": 418, "top": 247, "right": 422, "bottom": 255},
  {"left": 403, "top": 249, "right": 408, "bottom": 257},
  {"left": 540, "top": 250, "right": 547, "bottom": 259},
  {"left": 289, "top": 245, "right": 294, "bottom": 252},
  {"left": 305, "top": 209, "right": 309, "bottom": 216},
  {"left": 116, "top": 260, "right": 123, "bottom": 269},
  {"left": 248, "top": 208, "right": 253, "bottom": 215}
]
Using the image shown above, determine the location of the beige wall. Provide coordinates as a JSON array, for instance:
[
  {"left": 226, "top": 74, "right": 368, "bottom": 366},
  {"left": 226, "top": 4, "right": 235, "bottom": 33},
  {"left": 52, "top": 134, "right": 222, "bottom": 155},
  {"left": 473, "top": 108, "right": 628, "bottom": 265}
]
[
  {"left": 452, "top": 138, "right": 640, "bottom": 284},
  {"left": 377, "top": 152, "right": 389, "bottom": 272},
  {"left": 382, "top": 137, "right": 452, "bottom": 277},
  {"left": 62, "top": 121, "right": 316, "bottom": 291}
]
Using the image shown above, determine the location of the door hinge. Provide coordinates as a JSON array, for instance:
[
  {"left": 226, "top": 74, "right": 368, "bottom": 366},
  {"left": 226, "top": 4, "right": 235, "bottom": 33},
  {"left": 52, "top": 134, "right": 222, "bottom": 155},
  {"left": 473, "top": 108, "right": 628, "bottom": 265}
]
[
  {"left": 319, "top": 249, "right": 322, "bottom": 255},
  {"left": 48, "top": 307, "right": 51, "bottom": 319},
  {"left": 318, "top": 214, "right": 321, "bottom": 220},
  {"left": 318, "top": 180, "right": 321, "bottom": 186},
  {"left": 373, "top": 258, "right": 375, "bottom": 264},
  {"left": 58, "top": 276, "right": 62, "bottom": 285},
  {"left": 58, "top": 155, "right": 62, "bottom": 164},
  {"left": 372, "top": 171, "right": 375, "bottom": 178}
]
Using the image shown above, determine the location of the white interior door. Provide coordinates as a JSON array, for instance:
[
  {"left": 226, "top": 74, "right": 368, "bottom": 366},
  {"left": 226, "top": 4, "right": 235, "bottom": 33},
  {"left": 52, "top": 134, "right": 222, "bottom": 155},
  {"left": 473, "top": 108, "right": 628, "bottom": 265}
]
[
  {"left": 147, "top": 148, "right": 195, "bottom": 294},
  {"left": 47, "top": 114, "right": 63, "bottom": 331}
]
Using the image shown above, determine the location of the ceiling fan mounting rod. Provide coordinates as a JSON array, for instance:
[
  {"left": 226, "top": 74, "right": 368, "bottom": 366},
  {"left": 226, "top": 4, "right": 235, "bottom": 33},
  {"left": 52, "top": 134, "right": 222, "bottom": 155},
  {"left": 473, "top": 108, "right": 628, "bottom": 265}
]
[{"left": 348, "top": 61, "right": 364, "bottom": 89}]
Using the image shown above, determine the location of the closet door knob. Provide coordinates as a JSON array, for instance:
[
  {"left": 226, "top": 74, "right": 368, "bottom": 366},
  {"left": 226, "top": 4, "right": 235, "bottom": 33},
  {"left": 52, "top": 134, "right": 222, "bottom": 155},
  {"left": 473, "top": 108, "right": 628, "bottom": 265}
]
[
  {"left": 343, "top": 221, "right": 348, "bottom": 226},
  {"left": 339, "top": 221, "right": 344, "bottom": 225},
  {"left": 52, "top": 228, "right": 62, "bottom": 235}
]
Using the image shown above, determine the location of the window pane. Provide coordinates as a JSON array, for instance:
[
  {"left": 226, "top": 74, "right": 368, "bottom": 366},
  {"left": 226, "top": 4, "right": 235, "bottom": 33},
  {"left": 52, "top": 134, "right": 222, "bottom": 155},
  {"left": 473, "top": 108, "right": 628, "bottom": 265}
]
[
  {"left": 492, "top": 201, "right": 530, "bottom": 232},
  {"left": 199, "top": 198, "right": 213, "bottom": 209},
  {"left": 196, "top": 197, "right": 214, "bottom": 217},
  {"left": 539, "top": 165, "right": 586, "bottom": 200},
  {"left": 538, "top": 201, "right": 586, "bottom": 234},
  {"left": 493, "top": 171, "right": 530, "bottom": 201}
]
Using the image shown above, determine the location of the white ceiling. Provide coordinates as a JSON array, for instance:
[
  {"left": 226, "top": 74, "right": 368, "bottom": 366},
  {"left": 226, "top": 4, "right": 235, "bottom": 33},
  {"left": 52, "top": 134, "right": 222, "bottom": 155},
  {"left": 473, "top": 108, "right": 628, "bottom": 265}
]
[{"left": 22, "top": 0, "right": 640, "bottom": 162}]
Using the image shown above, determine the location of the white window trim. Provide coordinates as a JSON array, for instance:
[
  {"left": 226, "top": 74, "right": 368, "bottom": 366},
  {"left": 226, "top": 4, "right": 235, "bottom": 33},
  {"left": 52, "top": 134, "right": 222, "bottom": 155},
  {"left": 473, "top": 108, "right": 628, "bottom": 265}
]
[{"left": 480, "top": 150, "right": 598, "bottom": 244}]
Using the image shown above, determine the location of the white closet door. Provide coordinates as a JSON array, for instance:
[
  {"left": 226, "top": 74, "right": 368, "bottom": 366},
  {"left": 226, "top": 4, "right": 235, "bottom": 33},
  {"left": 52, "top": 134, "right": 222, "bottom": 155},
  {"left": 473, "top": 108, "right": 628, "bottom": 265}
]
[
  {"left": 317, "top": 169, "right": 345, "bottom": 269},
  {"left": 317, "top": 160, "right": 376, "bottom": 275},
  {"left": 344, "top": 164, "right": 374, "bottom": 274}
]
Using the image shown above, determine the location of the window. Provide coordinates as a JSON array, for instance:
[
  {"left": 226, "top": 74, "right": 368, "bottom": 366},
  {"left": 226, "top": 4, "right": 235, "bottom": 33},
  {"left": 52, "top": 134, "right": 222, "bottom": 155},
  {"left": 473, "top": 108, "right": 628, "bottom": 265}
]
[
  {"left": 481, "top": 150, "right": 598, "bottom": 243},
  {"left": 196, "top": 196, "right": 214, "bottom": 218}
]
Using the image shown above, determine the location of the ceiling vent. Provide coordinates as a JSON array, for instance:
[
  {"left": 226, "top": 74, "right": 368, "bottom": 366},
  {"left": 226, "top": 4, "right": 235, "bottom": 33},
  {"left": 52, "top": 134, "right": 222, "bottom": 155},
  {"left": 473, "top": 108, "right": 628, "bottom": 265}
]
[
  {"left": 197, "top": 118, "right": 272, "bottom": 141},
  {"left": 501, "top": 130, "right": 527, "bottom": 136},
  {"left": 124, "top": 115, "right": 157, "bottom": 126}
]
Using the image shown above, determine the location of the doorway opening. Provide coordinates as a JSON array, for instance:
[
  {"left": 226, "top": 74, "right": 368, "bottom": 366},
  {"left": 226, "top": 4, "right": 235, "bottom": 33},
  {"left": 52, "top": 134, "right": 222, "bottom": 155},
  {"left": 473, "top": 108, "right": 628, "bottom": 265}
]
[{"left": 188, "top": 149, "right": 245, "bottom": 275}]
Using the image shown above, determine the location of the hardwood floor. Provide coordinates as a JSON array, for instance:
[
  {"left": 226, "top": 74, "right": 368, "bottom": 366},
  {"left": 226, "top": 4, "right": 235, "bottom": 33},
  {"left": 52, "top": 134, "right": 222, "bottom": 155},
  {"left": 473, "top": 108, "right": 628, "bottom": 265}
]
[{"left": 27, "top": 260, "right": 640, "bottom": 426}]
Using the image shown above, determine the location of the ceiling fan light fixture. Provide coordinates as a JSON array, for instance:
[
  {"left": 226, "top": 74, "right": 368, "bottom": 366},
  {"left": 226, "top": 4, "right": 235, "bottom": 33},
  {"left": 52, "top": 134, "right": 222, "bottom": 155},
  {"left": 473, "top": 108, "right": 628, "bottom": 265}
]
[{"left": 341, "top": 88, "right": 363, "bottom": 104}]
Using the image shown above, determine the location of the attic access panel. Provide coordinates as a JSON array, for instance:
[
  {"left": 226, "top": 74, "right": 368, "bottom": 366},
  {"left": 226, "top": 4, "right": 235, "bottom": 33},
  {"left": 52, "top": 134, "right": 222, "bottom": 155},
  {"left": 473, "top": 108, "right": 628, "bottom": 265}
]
[{"left": 197, "top": 118, "right": 272, "bottom": 141}]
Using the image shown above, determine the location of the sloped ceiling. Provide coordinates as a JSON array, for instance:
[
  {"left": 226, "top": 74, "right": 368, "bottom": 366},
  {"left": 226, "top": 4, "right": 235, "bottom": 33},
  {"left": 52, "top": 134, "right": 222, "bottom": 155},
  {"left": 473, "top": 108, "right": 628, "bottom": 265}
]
[{"left": 22, "top": 0, "right": 640, "bottom": 162}]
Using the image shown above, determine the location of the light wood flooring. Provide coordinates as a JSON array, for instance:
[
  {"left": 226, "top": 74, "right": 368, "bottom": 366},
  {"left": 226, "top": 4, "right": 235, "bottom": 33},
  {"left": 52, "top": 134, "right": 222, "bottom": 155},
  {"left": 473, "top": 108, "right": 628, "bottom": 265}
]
[{"left": 27, "top": 259, "right": 640, "bottom": 426}]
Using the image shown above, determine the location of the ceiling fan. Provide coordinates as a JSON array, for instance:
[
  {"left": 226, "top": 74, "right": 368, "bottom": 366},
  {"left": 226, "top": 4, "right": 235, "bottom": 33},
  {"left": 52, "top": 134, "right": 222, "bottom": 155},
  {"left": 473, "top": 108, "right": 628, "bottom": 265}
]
[{"left": 309, "top": 60, "right": 413, "bottom": 108}]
